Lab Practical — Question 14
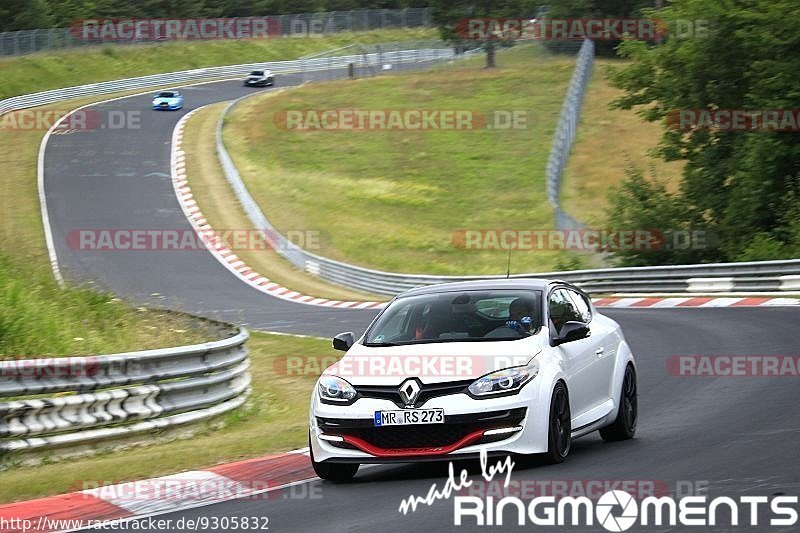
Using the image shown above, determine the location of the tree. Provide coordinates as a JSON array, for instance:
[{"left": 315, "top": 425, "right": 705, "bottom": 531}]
[
  {"left": 0, "top": 0, "right": 53, "bottom": 31},
  {"left": 544, "top": 0, "right": 653, "bottom": 55},
  {"left": 608, "top": 0, "right": 800, "bottom": 264},
  {"left": 430, "top": 0, "right": 536, "bottom": 68}
]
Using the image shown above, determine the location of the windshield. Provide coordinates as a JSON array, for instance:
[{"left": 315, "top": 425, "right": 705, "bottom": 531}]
[
  {"left": 250, "top": 71, "right": 264, "bottom": 75},
  {"left": 364, "top": 289, "right": 542, "bottom": 345},
  {"left": 156, "top": 92, "right": 176, "bottom": 98}
]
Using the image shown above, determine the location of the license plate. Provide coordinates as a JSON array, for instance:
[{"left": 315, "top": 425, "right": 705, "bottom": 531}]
[{"left": 374, "top": 409, "right": 444, "bottom": 426}]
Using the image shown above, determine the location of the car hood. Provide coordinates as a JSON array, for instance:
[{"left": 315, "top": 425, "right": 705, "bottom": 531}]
[{"left": 324, "top": 338, "right": 543, "bottom": 385}]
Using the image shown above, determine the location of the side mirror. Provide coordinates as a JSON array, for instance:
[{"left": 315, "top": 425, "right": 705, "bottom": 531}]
[
  {"left": 332, "top": 331, "right": 355, "bottom": 351},
  {"left": 552, "top": 321, "right": 590, "bottom": 346}
]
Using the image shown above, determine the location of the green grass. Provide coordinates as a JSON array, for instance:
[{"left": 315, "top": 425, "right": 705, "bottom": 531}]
[
  {"left": 0, "top": 28, "right": 434, "bottom": 354},
  {"left": 225, "top": 44, "right": 583, "bottom": 275},
  {"left": 182, "top": 102, "right": 387, "bottom": 302},
  {"left": 0, "top": 28, "right": 436, "bottom": 99},
  {"left": 0, "top": 253, "right": 217, "bottom": 357},
  {"left": 0, "top": 96, "right": 224, "bottom": 356},
  {"left": 0, "top": 331, "right": 332, "bottom": 503},
  {"left": 560, "top": 60, "right": 684, "bottom": 226}
]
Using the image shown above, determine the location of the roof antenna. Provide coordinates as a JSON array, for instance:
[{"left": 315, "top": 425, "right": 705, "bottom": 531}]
[{"left": 506, "top": 247, "right": 512, "bottom": 279}]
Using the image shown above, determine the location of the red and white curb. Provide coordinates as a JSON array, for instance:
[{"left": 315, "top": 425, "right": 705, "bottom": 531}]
[
  {"left": 0, "top": 449, "right": 314, "bottom": 533},
  {"left": 591, "top": 296, "right": 799, "bottom": 308},
  {"left": 170, "top": 110, "right": 385, "bottom": 310}
]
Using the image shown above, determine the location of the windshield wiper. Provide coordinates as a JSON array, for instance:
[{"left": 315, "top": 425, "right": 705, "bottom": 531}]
[{"left": 363, "top": 341, "right": 402, "bottom": 347}]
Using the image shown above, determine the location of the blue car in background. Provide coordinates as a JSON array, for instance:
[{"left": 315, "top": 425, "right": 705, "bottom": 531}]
[{"left": 152, "top": 90, "right": 184, "bottom": 110}]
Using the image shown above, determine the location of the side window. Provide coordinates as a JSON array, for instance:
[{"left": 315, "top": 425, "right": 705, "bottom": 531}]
[
  {"left": 567, "top": 290, "right": 592, "bottom": 323},
  {"left": 548, "top": 289, "right": 583, "bottom": 332}
]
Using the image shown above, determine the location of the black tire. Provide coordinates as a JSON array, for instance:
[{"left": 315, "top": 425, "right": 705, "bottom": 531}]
[
  {"left": 266, "top": 77, "right": 275, "bottom": 86},
  {"left": 544, "top": 381, "right": 571, "bottom": 464},
  {"left": 600, "top": 364, "right": 637, "bottom": 442},
  {"left": 309, "top": 435, "right": 359, "bottom": 482}
]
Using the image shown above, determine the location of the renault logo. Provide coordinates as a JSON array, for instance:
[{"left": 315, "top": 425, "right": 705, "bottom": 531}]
[{"left": 398, "top": 378, "right": 421, "bottom": 406}]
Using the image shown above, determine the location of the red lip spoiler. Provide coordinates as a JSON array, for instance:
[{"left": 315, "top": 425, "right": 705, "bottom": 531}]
[{"left": 341, "top": 429, "right": 486, "bottom": 457}]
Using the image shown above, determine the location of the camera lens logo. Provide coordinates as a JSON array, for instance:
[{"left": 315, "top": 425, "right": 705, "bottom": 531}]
[{"left": 596, "top": 490, "right": 638, "bottom": 532}]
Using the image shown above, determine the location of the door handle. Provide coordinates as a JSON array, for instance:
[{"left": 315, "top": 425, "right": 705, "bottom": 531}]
[{"left": 595, "top": 348, "right": 605, "bottom": 357}]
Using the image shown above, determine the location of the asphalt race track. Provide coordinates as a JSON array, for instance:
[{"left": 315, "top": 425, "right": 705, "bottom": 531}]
[
  {"left": 41, "top": 68, "right": 800, "bottom": 532},
  {"left": 43, "top": 71, "right": 381, "bottom": 337},
  {"left": 76, "top": 307, "right": 799, "bottom": 532}
]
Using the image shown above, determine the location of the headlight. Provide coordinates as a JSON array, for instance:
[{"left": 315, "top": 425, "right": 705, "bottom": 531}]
[
  {"left": 318, "top": 375, "right": 357, "bottom": 403},
  {"left": 468, "top": 362, "right": 539, "bottom": 397}
]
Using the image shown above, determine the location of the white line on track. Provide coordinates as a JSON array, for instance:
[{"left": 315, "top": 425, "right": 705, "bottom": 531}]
[{"left": 35, "top": 78, "right": 257, "bottom": 286}]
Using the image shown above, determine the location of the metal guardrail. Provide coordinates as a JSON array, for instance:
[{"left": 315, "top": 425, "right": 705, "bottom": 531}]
[
  {"left": 546, "top": 38, "right": 594, "bottom": 230},
  {"left": 0, "top": 44, "right": 456, "bottom": 115},
  {"left": 284, "top": 257, "right": 800, "bottom": 296},
  {"left": 215, "top": 44, "right": 480, "bottom": 296},
  {"left": 0, "top": 44, "right": 453, "bottom": 455},
  {"left": 211, "top": 41, "right": 800, "bottom": 297},
  {"left": 0, "top": 7, "right": 432, "bottom": 56},
  {"left": 0, "top": 328, "right": 250, "bottom": 453}
]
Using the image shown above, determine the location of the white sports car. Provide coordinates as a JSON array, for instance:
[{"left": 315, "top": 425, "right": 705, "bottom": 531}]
[{"left": 309, "top": 279, "right": 638, "bottom": 482}]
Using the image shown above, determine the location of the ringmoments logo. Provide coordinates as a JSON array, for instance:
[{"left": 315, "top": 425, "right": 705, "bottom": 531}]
[{"left": 453, "top": 489, "right": 799, "bottom": 529}]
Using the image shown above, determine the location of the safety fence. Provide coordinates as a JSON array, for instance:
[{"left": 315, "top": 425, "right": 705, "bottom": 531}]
[
  {"left": 212, "top": 55, "right": 800, "bottom": 296},
  {"left": 0, "top": 43, "right": 458, "bottom": 115},
  {"left": 0, "top": 8, "right": 432, "bottom": 56},
  {"left": 546, "top": 38, "right": 594, "bottom": 230}
]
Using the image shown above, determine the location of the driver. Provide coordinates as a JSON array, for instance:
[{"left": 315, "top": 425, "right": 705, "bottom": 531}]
[
  {"left": 505, "top": 297, "right": 535, "bottom": 333},
  {"left": 485, "top": 297, "right": 536, "bottom": 337}
]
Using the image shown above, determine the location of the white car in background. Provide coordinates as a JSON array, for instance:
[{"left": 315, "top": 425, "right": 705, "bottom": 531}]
[
  {"left": 243, "top": 69, "right": 275, "bottom": 87},
  {"left": 309, "top": 279, "right": 637, "bottom": 482}
]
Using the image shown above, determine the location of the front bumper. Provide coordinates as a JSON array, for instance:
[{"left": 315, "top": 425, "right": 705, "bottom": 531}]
[
  {"left": 319, "top": 407, "right": 526, "bottom": 457},
  {"left": 310, "top": 386, "right": 551, "bottom": 463}
]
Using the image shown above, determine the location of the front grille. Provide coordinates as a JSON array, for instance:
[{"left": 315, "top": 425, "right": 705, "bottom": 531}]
[
  {"left": 354, "top": 379, "right": 473, "bottom": 408},
  {"left": 319, "top": 408, "right": 526, "bottom": 450}
]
